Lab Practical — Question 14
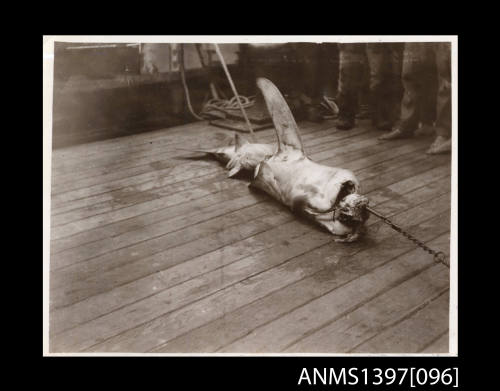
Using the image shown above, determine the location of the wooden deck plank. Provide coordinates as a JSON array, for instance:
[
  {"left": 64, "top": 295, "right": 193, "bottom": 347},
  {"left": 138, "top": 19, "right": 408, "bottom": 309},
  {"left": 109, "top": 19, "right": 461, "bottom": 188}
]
[
  {"left": 51, "top": 176, "right": 256, "bottom": 239},
  {"left": 50, "top": 129, "right": 376, "bottom": 224},
  {"left": 51, "top": 120, "right": 260, "bottom": 170},
  {"left": 50, "top": 125, "right": 370, "bottom": 205},
  {"left": 52, "top": 120, "right": 211, "bottom": 157},
  {"left": 51, "top": 184, "right": 259, "bottom": 266},
  {"left": 51, "top": 170, "right": 224, "bottom": 217},
  {"left": 51, "top": 142, "right": 443, "bottom": 245},
  {"left": 51, "top": 120, "right": 326, "bottom": 171},
  {"left": 51, "top": 130, "right": 374, "bottom": 205},
  {"left": 50, "top": 214, "right": 313, "bottom": 335},
  {"left": 51, "top": 121, "right": 211, "bottom": 169},
  {"left": 49, "top": 120, "right": 452, "bottom": 353},
  {"left": 351, "top": 291, "right": 450, "bottom": 353},
  {"left": 420, "top": 331, "right": 449, "bottom": 353},
  {"left": 50, "top": 171, "right": 229, "bottom": 252},
  {"left": 51, "top": 192, "right": 265, "bottom": 269},
  {"left": 50, "top": 157, "right": 449, "bottom": 257},
  {"left": 50, "top": 156, "right": 449, "bottom": 310},
  {"left": 51, "top": 146, "right": 428, "bottom": 248},
  {"left": 283, "top": 237, "right": 449, "bottom": 352},
  {"left": 49, "top": 132, "right": 428, "bottom": 219},
  {"left": 50, "top": 152, "right": 439, "bottom": 272},
  {"left": 218, "top": 234, "right": 449, "bottom": 354},
  {"left": 50, "top": 132, "right": 366, "bottom": 212},
  {"left": 51, "top": 160, "right": 220, "bottom": 209},
  {"left": 51, "top": 120, "right": 332, "bottom": 160},
  {"left": 50, "top": 201, "right": 291, "bottom": 308},
  {"left": 49, "top": 136, "right": 439, "bottom": 258},
  {"left": 50, "top": 136, "right": 430, "bottom": 239},
  {"left": 51, "top": 122, "right": 340, "bottom": 188},
  {"left": 50, "top": 131, "right": 367, "bottom": 217},
  {"left": 151, "top": 218, "right": 450, "bottom": 354},
  {"left": 51, "top": 123, "right": 349, "bottom": 186},
  {"left": 83, "top": 206, "right": 449, "bottom": 353},
  {"left": 50, "top": 175, "right": 450, "bottom": 336}
]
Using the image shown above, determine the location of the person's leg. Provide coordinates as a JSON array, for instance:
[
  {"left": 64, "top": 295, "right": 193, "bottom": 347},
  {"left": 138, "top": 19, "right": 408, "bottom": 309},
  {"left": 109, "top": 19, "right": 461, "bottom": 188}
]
[
  {"left": 336, "top": 43, "right": 365, "bottom": 130},
  {"left": 410, "top": 43, "right": 437, "bottom": 137},
  {"left": 387, "top": 43, "right": 404, "bottom": 127},
  {"left": 366, "top": 43, "right": 388, "bottom": 129},
  {"left": 295, "top": 42, "right": 324, "bottom": 121},
  {"left": 428, "top": 42, "right": 452, "bottom": 154},
  {"left": 418, "top": 43, "right": 438, "bottom": 129},
  {"left": 319, "top": 43, "right": 340, "bottom": 98},
  {"left": 295, "top": 43, "right": 322, "bottom": 102},
  {"left": 379, "top": 42, "right": 424, "bottom": 140}
]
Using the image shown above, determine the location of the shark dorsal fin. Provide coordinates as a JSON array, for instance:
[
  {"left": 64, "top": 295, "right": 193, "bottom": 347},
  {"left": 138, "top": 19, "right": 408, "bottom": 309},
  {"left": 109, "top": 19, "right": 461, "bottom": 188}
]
[
  {"left": 256, "top": 78, "right": 305, "bottom": 155},
  {"left": 234, "top": 133, "right": 249, "bottom": 151}
]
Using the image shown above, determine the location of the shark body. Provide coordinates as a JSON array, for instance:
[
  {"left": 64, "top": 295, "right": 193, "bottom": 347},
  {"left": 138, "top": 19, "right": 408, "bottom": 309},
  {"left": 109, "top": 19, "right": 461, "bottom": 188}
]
[{"left": 180, "top": 78, "right": 370, "bottom": 241}]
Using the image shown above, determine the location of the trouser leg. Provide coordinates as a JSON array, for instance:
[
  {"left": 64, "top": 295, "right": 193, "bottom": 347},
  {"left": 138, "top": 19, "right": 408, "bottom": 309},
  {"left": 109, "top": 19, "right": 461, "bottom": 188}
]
[
  {"left": 295, "top": 43, "right": 322, "bottom": 105},
  {"left": 386, "top": 43, "right": 404, "bottom": 125},
  {"left": 337, "top": 43, "right": 365, "bottom": 121},
  {"left": 318, "top": 43, "right": 339, "bottom": 98},
  {"left": 366, "top": 43, "right": 406, "bottom": 128},
  {"left": 399, "top": 43, "right": 427, "bottom": 134},
  {"left": 418, "top": 43, "right": 438, "bottom": 126},
  {"left": 434, "top": 42, "right": 452, "bottom": 138},
  {"left": 366, "top": 43, "right": 386, "bottom": 127}
]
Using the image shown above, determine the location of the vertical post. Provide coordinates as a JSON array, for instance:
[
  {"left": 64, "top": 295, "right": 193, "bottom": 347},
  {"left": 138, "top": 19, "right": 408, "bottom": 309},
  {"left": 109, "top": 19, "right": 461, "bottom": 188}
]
[{"left": 213, "top": 43, "right": 255, "bottom": 139}]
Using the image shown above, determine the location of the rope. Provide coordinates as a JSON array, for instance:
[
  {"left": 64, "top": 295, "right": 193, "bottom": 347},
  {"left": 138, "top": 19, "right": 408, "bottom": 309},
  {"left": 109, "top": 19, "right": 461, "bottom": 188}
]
[
  {"left": 200, "top": 95, "right": 255, "bottom": 116},
  {"left": 321, "top": 95, "right": 339, "bottom": 115},
  {"left": 179, "top": 43, "right": 205, "bottom": 121},
  {"left": 213, "top": 43, "right": 255, "bottom": 138},
  {"left": 178, "top": 44, "right": 256, "bottom": 125}
]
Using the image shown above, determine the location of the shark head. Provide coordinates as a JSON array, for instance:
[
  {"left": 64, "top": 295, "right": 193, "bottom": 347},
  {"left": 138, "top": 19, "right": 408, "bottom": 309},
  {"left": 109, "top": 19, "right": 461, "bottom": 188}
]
[{"left": 334, "top": 193, "right": 370, "bottom": 226}]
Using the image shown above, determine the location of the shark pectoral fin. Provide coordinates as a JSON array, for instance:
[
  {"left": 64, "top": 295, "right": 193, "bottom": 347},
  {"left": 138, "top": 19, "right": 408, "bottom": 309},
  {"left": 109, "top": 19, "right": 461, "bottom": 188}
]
[
  {"left": 250, "top": 161, "right": 281, "bottom": 200},
  {"left": 227, "top": 164, "right": 242, "bottom": 177},
  {"left": 234, "top": 133, "right": 250, "bottom": 151},
  {"left": 256, "top": 77, "right": 305, "bottom": 156},
  {"left": 225, "top": 156, "right": 237, "bottom": 170},
  {"left": 253, "top": 161, "right": 262, "bottom": 179}
]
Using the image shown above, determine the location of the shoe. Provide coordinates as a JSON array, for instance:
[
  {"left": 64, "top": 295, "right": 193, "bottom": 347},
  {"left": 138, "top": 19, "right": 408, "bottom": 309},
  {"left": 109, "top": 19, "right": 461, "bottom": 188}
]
[
  {"left": 336, "top": 117, "right": 355, "bottom": 130},
  {"left": 378, "top": 128, "right": 414, "bottom": 141},
  {"left": 427, "top": 136, "right": 451, "bottom": 154}
]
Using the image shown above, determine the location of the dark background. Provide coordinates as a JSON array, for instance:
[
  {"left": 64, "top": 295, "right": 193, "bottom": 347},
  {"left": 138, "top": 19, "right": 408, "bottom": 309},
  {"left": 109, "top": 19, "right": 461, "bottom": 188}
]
[{"left": 32, "top": 0, "right": 472, "bottom": 380}]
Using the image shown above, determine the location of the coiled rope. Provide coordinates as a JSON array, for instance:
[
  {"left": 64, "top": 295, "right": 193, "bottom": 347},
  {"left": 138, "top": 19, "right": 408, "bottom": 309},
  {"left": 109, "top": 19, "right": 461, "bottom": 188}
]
[
  {"left": 178, "top": 43, "right": 256, "bottom": 137},
  {"left": 200, "top": 95, "right": 255, "bottom": 116}
]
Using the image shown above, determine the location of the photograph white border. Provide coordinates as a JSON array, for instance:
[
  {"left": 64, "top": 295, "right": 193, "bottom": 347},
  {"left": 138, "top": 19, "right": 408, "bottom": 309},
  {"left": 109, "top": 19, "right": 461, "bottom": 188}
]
[{"left": 43, "top": 35, "right": 458, "bottom": 357}]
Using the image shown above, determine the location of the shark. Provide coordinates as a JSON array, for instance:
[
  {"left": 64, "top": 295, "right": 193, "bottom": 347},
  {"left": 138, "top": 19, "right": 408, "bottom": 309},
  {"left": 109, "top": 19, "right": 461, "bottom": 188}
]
[{"left": 181, "top": 78, "right": 370, "bottom": 242}]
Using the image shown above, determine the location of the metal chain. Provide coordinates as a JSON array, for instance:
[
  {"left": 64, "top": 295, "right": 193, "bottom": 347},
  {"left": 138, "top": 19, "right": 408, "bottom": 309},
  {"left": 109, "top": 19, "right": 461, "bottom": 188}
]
[{"left": 366, "top": 207, "right": 449, "bottom": 268}]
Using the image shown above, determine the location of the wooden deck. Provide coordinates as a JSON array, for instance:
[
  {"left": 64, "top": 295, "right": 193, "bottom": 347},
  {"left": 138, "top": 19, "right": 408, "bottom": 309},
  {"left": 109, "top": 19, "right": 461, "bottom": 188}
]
[{"left": 48, "top": 119, "right": 452, "bottom": 354}]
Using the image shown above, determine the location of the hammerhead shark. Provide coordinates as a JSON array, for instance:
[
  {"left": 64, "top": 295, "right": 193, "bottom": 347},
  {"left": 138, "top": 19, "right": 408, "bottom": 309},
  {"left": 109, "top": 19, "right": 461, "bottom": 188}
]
[{"left": 183, "top": 78, "right": 370, "bottom": 242}]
